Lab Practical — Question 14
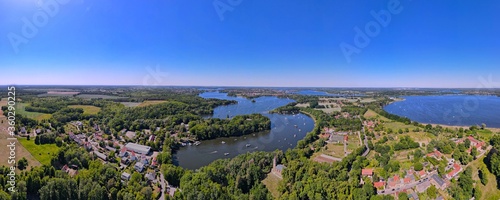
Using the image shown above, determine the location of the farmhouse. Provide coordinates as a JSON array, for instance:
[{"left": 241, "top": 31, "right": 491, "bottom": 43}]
[
  {"left": 446, "top": 163, "right": 462, "bottom": 179},
  {"left": 125, "top": 143, "right": 152, "bottom": 155},
  {"left": 361, "top": 168, "right": 373, "bottom": 177}
]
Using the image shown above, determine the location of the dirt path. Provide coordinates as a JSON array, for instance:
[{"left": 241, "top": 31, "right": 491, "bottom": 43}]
[{"left": 0, "top": 98, "right": 41, "bottom": 169}]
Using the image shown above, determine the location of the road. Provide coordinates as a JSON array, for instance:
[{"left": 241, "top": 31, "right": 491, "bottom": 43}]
[
  {"left": 159, "top": 172, "right": 166, "bottom": 200},
  {"left": 360, "top": 124, "right": 370, "bottom": 157},
  {"left": 378, "top": 171, "right": 438, "bottom": 195}
]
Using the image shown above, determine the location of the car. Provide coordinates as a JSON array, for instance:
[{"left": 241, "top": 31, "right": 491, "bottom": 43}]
[
  {"left": 392, "top": 189, "right": 395, "bottom": 191},
  {"left": 381, "top": 191, "right": 385, "bottom": 193}
]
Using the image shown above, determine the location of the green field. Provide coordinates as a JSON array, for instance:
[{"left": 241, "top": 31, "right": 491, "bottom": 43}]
[
  {"left": 68, "top": 105, "right": 101, "bottom": 115},
  {"left": 468, "top": 157, "right": 500, "bottom": 200},
  {"left": 121, "top": 102, "right": 142, "bottom": 107},
  {"left": 262, "top": 173, "right": 281, "bottom": 199},
  {"left": 18, "top": 137, "right": 60, "bottom": 166},
  {"left": 76, "top": 94, "right": 125, "bottom": 99},
  {"left": 16, "top": 103, "right": 52, "bottom": 121}
]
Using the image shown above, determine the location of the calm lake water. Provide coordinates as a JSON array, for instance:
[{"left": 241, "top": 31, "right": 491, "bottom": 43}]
[
  {"left": 174, "top": 92, "right": 315, "bottom": 170},
  {"left": 384, "top": 95, "right": 500, "bottom": 128}
]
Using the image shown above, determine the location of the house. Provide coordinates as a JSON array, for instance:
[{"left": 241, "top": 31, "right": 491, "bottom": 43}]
[
  {"left": 105, "top": 146, "right": 116, "bottom": 152},
  {"left": 148, "top": 135, "right": 155, "bottom": 142},
  {"left": 387, "top": 175, "right": 402, "bottom": 188},
  {"left": 446, "top": 163, "right": 462, "bottom": 179},
  {"left": 418, "top": 170, "right": 427, "bottom": 178},
  {"left": 134, "top": 162, "right": 145, "bottom": 172},
  {"left": 119, "top": 148, "right": 129, "bottom": 158},
  {"left": 361, "top": 168, "right": 373, "bottom": 177},
  {"left": 35, "top": 129, "right": 42, "bottom": 134},
  {"left": 93, "top": 151, "right": 107, "bottom": 161},
  {"left": 124, "top": 143, "right": 152, "bottom": 155},
  {"left": 272, "top": 156, "right": 286, "bottom": 178},
  {"left": 431, "top": 174, "right": 448, "bottom": 190},
  {"left": 404, "top": 177, "right": 411, "bottom": 184},
  {"left": 121, "top": 157, "right": 130, "bottom": 165},
  {"left": 145, "top": 172, "right": 156, "bottom": 182},
  {"left": 150, "top": 157, "right": 158, "bottom": 168},
  {"left": 20, "top": 127, "right": 27, "bottom": 135},
  {"left": 426, "top": 150, "right": 443, "bottom": 160},
  {"left": 329, "top": 135, "right": 345, "bottom": 144},
  {"left": 373, "top": 181, "right": 385, "bottom": 189},
  {"left": 121, "top": 172, "right": 131, "bottom": 181}
]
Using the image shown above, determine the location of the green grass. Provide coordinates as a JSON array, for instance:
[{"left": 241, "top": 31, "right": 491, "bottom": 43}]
[
  {"left": 16, "top": 103, "right": 52, "bottom": 121},
  {"left": 469, "top": 157, "right": 500, "bottom": 200},
  {"left": 18, "top": 137, "right": 59, "bottom": 166},
  {"left": 364, "top": 109, "right": 390, "bottom": 121},
  {"left": 262, "top": 173, "right": 281, "bottom": 199},
  {"left": 76, "top": 94, "right": 125, "bottom": 99},
  {"left": 68, "top": 105, "right": 101, "bottom": 115}
]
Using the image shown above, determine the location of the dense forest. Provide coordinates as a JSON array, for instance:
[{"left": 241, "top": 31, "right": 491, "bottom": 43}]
[{"left": 188, "top": 114, "right": 271, "bottom": 140}]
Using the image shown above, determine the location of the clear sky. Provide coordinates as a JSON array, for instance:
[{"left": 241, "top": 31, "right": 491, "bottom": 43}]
[{"left": 1, "top": 0, "right": 499, "bottom": 87}]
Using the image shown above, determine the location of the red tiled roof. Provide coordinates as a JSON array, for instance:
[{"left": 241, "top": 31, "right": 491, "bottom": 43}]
[
  {"left": 404, "top": 177, "right": 411, "bottom": 184},
  {"left": 394, "top": 175, "right": 400, "bottom": 181},
  {"left": 419, "top": 170, "right": 426, "bottom": 176},
  {"left": 374, "top": 181, "right": 385, "bottom": 188},
  {"left": 362, "top": 168, "right": 374, "bottom": 176},
  {"left": 447, "top": 163, "right": 461, "bottom": 178}
]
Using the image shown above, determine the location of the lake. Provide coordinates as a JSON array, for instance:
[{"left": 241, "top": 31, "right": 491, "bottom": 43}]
[
  {"left": 384, "top": 95, "right": 500, "bottom": 128},
  {"left": 174, "top": 92, "right": 315, "bottom": 170}
]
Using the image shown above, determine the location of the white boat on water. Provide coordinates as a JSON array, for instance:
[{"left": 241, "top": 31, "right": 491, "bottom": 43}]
[
  {"left": 246, "top": 144, "right": 251, "bottom": 147},
  {"left": 194, "top": 141, "right": 201, "bottom": 146},
  {"left": 224, "top": 153, "right": 229, "bottom": 156},
  {"left": 221, "top": 141, "right": 225, "bottom": 144}
]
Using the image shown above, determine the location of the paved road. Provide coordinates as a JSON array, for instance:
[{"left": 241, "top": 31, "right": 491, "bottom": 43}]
[
  {"left": 159, "top": 172, "right": 166, "bottom": 200},
  {"left": 378, "top": 171, "right": 437, "bottom": 195},
  {"left": 360, "top": 125, "right": 370, "bottom": 157}
]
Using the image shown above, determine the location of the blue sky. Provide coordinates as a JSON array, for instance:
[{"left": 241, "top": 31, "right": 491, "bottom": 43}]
[{"left": 1, "top": 0, "right": 499, "bottom": 87}]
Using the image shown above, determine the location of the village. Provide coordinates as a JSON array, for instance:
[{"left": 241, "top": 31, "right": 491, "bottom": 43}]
[{"left": 21, "top": 121, "right": 179, "bottom": 198}]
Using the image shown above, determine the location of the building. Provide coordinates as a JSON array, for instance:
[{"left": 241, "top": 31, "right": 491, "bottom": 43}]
[
  {"left": 134, "top": 162, "right": 145, "bottom": 172},
  {"left": 361, "top": 168, "right": 373, "bottom": 177},
  {"left": 387, "top": 175, "right": 402, "bottom": 188},
  {"left": 119, "top": 148, "right": 129, "bottom": 158},
  {"left": 426, "top": 150, "right": 443, "bottom": 160},
  {"left": 272, "top": 156, "right": 286, "bottom": 178},
  {"left": 446, "top": 163, "right": 462, "bottom": 179},
  {"left": 121, "top": 172, "right": 131, "bottom": 181},
  {"left": 93, "top": 151, "right": 107, "bottom": 161},
  {"left": 145, "top": 172, "right": 156, "bottom": 182},
  {"left": 418, "top": 170, "right": 427, "bottom": 178},
  {"left": 329, "top": 135, "right": 345, "bottom": 144},
  {"left": 125, "top": 143, "right": 152, "bottom": 155},
  {"left": 373, "top": 181, "right": 385, "bottom": 189},
  {"left": 20, "top": 127, "right": 27, "bottom": 135},
  {"left": 431, "top": 174, "right": 448, "bottom": 190}
]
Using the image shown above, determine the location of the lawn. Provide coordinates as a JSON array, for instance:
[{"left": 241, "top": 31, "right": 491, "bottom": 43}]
[
  {"left": 68, "top": 105, "right": 101, "bottom": 115},
  {"left": 262, "top": 173, "right": 281, "bottom": 199},
  {"left": 322, "top": 143, "right": 346, "bottom": 157},
  {"left": 121, "top": 102, "right": 142, "bottom": 107},
  {"left": 18, "top": 137, "right": 60, "bottom": 166},
  {"left": 363, "top": 109, "right": 390, "bottom": 121},
  {"left": 76, "top": 94, "right": 125, "bottom": 99},
  {"left": 469, "top": 157, "right": 500, "bottom": 200},
  {"left": 138, "top": 100, "right": 167, "bottom": 107},
  {"left": 16, "top": 103, "right": 52, "bottom": 121}
]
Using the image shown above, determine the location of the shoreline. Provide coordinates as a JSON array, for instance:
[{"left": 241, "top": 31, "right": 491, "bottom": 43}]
[{"left": 430, "top": 123, "right": 500, "bottom": 133}]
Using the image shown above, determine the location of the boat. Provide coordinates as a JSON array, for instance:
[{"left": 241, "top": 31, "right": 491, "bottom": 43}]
[
  {"left": 221, "top": 141, "right": 225, "bottom": 144},
  {"left": 294, "top": 134, "right": 296, "bottom": 137},
  {"left": 246, "top": 144, "right": 251, "bottom": 147},
  {"left": 299, "top": 129, "right": 301, "bottom": 132},
  {"left": 294, "top": 125, "right": 298, "bottom": 128},
  {"left": 224, "top": 153, "right": 229, "bottom": 156},
  {"left": 194, "top": 141, "right": 201, "bottom": 146},
  {"left": 180, "top": 143, "right": 187, "bottom": 147}
]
